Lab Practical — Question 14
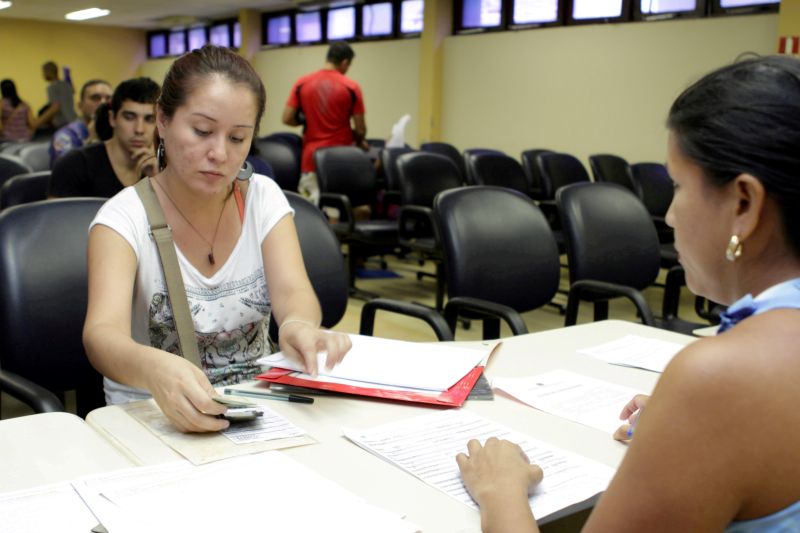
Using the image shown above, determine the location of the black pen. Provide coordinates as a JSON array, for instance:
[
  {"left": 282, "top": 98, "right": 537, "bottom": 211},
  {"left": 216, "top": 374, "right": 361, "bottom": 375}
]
[{"left": 223, "top": 388, "right": 314, "bottom": 404}]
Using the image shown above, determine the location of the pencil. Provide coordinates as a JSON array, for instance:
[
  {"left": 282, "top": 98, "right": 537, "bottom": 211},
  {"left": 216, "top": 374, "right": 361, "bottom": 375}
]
[{"left": 223, "top": 388, "right": 314, "bottom": 404}]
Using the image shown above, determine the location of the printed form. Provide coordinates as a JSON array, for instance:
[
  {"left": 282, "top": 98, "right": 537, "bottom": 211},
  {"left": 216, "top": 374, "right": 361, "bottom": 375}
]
[
  {"left": 344, "top": 410, "right": 613, "bottom": 520},
  {"left": 577, "top": 334, "right": 688, "bottom": 373},
  {"left": 494, "top": 370, "right": 645, "bottom": 433}
]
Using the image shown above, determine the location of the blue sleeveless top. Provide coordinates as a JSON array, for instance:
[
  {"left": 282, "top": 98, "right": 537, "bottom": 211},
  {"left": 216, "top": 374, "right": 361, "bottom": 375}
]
[{"left": 721, "top": 278, "right": 800, "bottom": 532}]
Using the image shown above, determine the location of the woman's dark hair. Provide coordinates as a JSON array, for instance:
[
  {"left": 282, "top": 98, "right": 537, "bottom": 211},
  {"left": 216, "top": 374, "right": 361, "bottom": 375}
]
[
  {"left": 94, "top": 102, "right": 113, "bottom": 141},
  {"left": 668, "top": 55, "right": 800, "bottom": 256},
  {"left": 0, "top": 79, "right": 22, "bottom": 108},
  {"left": 159, "top": 45, "right": 266, "bottom": 134}
]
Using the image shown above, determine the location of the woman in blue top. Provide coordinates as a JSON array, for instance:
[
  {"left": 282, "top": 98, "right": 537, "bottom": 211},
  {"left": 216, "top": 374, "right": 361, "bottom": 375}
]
[{"left": 456, "top": 56, "right": 800, "bottom": 532}]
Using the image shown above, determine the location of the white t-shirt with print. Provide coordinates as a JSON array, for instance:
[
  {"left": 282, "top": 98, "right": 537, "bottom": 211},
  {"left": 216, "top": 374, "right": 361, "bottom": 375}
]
[{"left": 90, "top": 175, "right": 293, "bottom": 404}]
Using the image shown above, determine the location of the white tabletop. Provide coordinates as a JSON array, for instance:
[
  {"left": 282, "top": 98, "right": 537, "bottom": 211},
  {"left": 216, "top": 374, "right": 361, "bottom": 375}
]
[{"left": 81, "top": 320, "right": 694, "bottom": 532}]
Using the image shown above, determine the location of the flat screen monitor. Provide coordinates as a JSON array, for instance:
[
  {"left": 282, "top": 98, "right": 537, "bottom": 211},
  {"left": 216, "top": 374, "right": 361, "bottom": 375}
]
[
  {"left": 149, "top": 33, "right": 167, "bottom": 58},
  {"left": 187, "top": 27, "right": 207, "bottom": 51},
  {"left": 636, "top": 0, "right": 705, "bottom": 19},
  {"left": 363, "top": 2, "right": 394, "bottom": 37},
  {"left": 569, "top": 0, "right": 631, "bottom": 22},
  {"left": 296, "top": 11, "right": 322, "bottom": 43},
  {"left": 266, "top": 15, "right": 291, "bottom": 45},
  {"left": 328, "top": 6, "right": 356, "bottom": 40},
  {"left": 512, "top": 0, "right": 560, "bottom": 26},
  {"left": 168, "top": 30, "right": 186, "bottom": 56},
  {"left": 233, "top": 22, "right": 241, "bottom": 48},
  {"left": 459, "top": 0, "right": 503, "bottom": 30},
  {"left": 209, "top": 23, "right": 231, "bottom": 47},
  {"left": 401, "top": 0, "right": 424, "bottom": 33},
  {"left": 713, "top": 0, "right": 779, "bottom": 13}
]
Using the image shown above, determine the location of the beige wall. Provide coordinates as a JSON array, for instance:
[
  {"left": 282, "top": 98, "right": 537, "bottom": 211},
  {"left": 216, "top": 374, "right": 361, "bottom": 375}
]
[
  {"left": 441, "top": 14, "right": 778, "bottom": 166},
  {"left": 252, "top": 39, "right": 420, "bottom": 143},
  {"left": 0, "top": 18, "right": 145, "bottom": 112}
]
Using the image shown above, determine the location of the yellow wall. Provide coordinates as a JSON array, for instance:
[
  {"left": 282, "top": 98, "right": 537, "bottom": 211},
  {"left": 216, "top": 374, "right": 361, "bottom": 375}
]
[
  {"left": 778, "top": 0, "right": 800, "bottom": 35},
  {"left": 0, "top": 18, "right": 145, "bottom": 112},
  {"left": 441, "top": 14, "right": 778, "bottom": 166}
]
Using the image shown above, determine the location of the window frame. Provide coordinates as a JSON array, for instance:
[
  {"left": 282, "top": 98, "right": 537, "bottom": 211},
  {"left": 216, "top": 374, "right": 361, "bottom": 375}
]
[{"left": 633, "top": 0, "right": 708, "bottom": 21}]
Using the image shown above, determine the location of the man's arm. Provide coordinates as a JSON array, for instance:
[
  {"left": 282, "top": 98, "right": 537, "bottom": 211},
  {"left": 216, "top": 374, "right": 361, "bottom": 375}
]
[
  {"left": 36, "top": 101, "right": 61, "bottom": 127},
  {"left": 352, "top": 113, "right": 367, "bottom": 149},
  {"left": 282, "top": 105, "right": 300, "bottom": 127}
]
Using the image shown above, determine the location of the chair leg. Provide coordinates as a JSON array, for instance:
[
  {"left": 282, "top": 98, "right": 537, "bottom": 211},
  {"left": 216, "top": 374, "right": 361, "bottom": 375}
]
[
  {"left": 593, "top": 300, "right": 609, "bottom": 321},
  {"left": 482, "top": 318, "right": 500, "bottom": 340},
  {"left": 346, "top": 243, "right": 379, "bottom": 301}
]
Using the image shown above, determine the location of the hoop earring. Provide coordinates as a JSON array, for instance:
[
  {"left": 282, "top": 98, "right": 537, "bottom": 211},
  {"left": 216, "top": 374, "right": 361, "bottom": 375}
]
[
  {"left": 156, "top": 140, "right": 166, "bottom": 171},
  {"left": 236, "top": 161, "right": 254, "bottom": 181},
  {"left": 726, "top": 235, "right": 743, "bottom": 262}
]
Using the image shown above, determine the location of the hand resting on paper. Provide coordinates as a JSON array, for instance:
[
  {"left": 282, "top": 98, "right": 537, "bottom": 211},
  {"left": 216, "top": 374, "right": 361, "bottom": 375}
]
[
  {"left": 456, "top": 437, "right": 543, "bottom": 533},
  {"left": 278, "top": 322, "right": 352, "bottom": 377},
  {"left": 613, "top": 393, "right": 650, "bottom": 443},
  {"left": 145, "top": 353, "right": 229, "bottom": 433}
]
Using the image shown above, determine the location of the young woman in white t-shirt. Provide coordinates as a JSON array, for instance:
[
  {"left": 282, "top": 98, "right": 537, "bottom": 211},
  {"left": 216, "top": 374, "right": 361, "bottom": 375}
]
[{"left": 83, "top": 45, "right": 351, "bottom": 433}]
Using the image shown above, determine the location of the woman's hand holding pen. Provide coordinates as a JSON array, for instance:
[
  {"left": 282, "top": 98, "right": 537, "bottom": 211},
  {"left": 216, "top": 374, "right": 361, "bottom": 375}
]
[
  {"left": 145, "top": 353, "right": 229, "bottom": 433},
  {"left": 614, "top": 394, "right": 650, "bottom": 443},
  {"left": 278, "top": 321, "right": 352, "bottom": 377}
]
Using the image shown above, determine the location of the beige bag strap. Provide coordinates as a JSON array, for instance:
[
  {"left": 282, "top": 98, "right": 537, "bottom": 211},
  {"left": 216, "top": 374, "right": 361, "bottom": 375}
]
[{"left": 134, "top": 178, "right": 202, "bottom": 368}]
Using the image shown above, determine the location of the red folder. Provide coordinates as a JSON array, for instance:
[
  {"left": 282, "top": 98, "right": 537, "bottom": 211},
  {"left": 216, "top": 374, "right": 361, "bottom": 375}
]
[{"left": 256, "top": 365, "right": 485, "bottom": 407}]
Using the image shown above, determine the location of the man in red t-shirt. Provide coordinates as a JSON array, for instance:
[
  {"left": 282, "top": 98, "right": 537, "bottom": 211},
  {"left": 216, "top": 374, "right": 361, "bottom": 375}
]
[{"left": 282, "top": 42, "right": 367, "bottom": 205}]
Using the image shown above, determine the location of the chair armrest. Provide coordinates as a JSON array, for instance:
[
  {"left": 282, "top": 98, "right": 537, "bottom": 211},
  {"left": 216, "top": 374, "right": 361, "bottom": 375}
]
[
  {"left": 444, "top": 296, "right": 529, "bottom": 336},
  {"left": 360, "top": 298, "right": 454, "bottom": 341},
  {"left": 320, "top": 192, "right": 354, "bottom": 233},
  {"left": 565, "top": 280, "right": 655, "bottom": 327},
  {"left": 0, "top": 369, "right": 65, "bottom": 413},
  {"left": 398, "top": 205, "right": 435, "bottom": 242}
]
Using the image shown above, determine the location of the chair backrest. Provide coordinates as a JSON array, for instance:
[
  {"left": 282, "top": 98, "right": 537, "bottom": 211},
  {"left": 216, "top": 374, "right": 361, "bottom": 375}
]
[
  {"left": 520, "top": 149, "right": 554, "bottom": 200},
  {"left": 468, "top": 152, "right": 530, "bottom": 196},
  {"left": 557, "top": 182, "right": 660, "bottom": 290},
  {"left": 396, "top": 152, "right": 462, "bottom": 207},
  {"left": 462, "top": 148, "right": 505, "bottom": 185},
  {"left": 314, "top": 146, "right": 377, "bottom": 207},
  {"left": 588, "top": 154, "right": 635, "bottom": 192},
  {"left": 380, "top": 147, "right": 415, "bottom": 192},
  {"left": 535, "top": 152, "right": 591, "bottom": 200},
  {"left": 0, "top": 198, "right": 107, "bottom": 414},
  {"left": 420, "top": 142, "right": 466, "bottom": 181},
  {"left": 0, "top": 154, "right": 32, "bottom": 185},
  {"left": 434, "top": 186, "right": 561, "bottom": 312},
  {"left": 629, "top": 162, "right": 673, "bottom": 218},
  {"left": 263, "top": 132, "right": 302, "bottom": 160},
  {"left": 17, "top": 141, "right": 51, "bottom": 172},
  {"left": 254, "top": 138, "right": 301, "bottom": 192},
  {"left": 284, "top": 192, "right": 348, "bottom": 328},
  {"left": 0, "top": 171, "right": 51, "bottom": 210}
]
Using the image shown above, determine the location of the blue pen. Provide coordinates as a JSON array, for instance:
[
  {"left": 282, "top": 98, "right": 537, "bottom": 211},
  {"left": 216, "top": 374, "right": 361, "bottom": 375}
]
[{"left": 626, "top": 408, "right": 644, "bottom": 438}]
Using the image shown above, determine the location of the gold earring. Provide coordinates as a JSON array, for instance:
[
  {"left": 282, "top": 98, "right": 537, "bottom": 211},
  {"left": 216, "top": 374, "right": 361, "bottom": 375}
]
[{"left": 726, "top": 235, "right": 743, "bottom": 262}]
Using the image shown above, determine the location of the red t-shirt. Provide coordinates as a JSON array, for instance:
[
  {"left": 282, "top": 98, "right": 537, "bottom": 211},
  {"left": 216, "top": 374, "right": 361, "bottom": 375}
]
[{"left": 286, "top": 69, "right": 365, "bottom": 173}]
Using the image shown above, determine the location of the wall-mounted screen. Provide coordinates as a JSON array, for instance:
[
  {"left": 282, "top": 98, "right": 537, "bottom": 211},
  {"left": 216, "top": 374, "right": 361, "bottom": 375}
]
[
  {"left": 461, "top": 0, "right": 502, "bottom": 28},
  {"left": 401, "top": 0, "right": 424, "bottom": 33},
  {"left": 296, "top": 11, "right": 322, "bottom": 43},
  {"left": 512, "top": 0, "right": 559, "bottom": 25},
  {"left": 168, "top": 30, "right": 186, "bottom": 56},
  {"left": 209, "top": 23, "right": 231, "bottom": 47},
  {"left": 364, "top": 2, "right": 394, "bottom": 36},
  {"left": 266, "top": 15, "right": 291, "bottom": 45},
  {"left": 188, "top": 27, "right": 207, "bottom": 51},
  {"left": 328, "top": 6, "right": 356, "bottom": 40}
]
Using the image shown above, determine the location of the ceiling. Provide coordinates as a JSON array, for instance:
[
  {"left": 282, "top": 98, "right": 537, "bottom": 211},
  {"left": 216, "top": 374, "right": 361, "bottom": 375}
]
[{"left": 0, "top": 0, "right": 300, "bottom": 30}]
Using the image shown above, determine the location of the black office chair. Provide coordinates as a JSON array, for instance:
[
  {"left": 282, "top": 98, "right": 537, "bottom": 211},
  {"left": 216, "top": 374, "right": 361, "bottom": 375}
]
[
  {"left": 420, "top": 142, "right": 466, "bottom": 182},
  {"left": 315, "top": 146, "right": 399, "bottom": 300},
  {"left": 435, "top": 186, "right": 561, "bottom": 339},
  {"left": 589, "top": 154, "right": 636, "bottom": 193},
  {"left": 468, "top": 152, "right": 530, "bottom": 196},
  {"left": 629, "top": 162, "right": 674, "bottom": 247},
  {"left": 0, "top": 171, "right": 51, "bottom": 210},
  {"left": 254, "top": 138, "right": 301, "bottom": 192},
  {"left": 263, "top": 132, "right": 302, "bottom": 162},
  {"left": 0, "top": 154, "right": 32, "bottom": 186},
  {"left": 0, "top": 198, "right": 107, "bottom": 417},
  {"left": 378, "top": 146, "right": 415, "bottom": 216},
  {"left": 462, "top": 148, "right": 505, "bottom": 186},
  {"left": 520, "top": 149, "right": 554, "bottom": 200},
  {"left": 557, "top": 182, "right": 701, "bottom": 334}
]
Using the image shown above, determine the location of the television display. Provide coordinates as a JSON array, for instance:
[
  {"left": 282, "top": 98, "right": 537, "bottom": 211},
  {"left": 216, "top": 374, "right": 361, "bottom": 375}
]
[
  {"left": 721, "top": 0, "right": 777, "bottom": 6},
  {"left": 512, "top": 0, "right": 560, "bottom": 25},
  {"left": 401, "top": 0, "right": 424, "bottom": 33},
  {"left": 569, "top": 0, "right": 631, "bottom": 22},
  {"left": 712, "top": 0, "right": 779, "bottom": 13},
  {"left": 233, "top": 22, "right": 241, "bottom": 48},
  {"left": 364, "top": 2, "right": 394, "bottom": 37},
  {"left": 461, "top": 0, "right": 502, "bottom": 28},
  {"left": 149, "top": 33, "right": 167, "bottom": 58},
  {"left": 296, "top": 11, "right": 322, "bottom": 43},
  {"left": 188, "top": 27, "right": 207, "bottom": 51},
  {"left": 328, "top": 6, "right": 356, "bottom": 40},
  {"left": 209, "top": 23, "right": 231, "bottom": 47},
  {"left": 266, "top": 15, "right": 291, "bottom": 45},
  {"left": 636, "top": 0, "right": 704, "bottom": 19},
  {"left": 168, "top": 30, "right": 186, "bottom": 56}
]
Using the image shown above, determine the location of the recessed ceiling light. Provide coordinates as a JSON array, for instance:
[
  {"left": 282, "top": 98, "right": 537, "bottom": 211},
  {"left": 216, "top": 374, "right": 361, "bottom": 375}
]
[
  {"left": 0, "top": 1, "right": 13, "bottom": 10},
  {"left": 65, "top": 7, "right": 110, "bottom": 21}
]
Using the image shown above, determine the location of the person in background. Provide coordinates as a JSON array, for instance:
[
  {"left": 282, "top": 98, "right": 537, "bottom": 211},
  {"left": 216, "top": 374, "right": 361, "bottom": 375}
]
[
  {"left": 49, "top": 79, "right": 113, "bottom": 165},
  {"left": 0, "top": 79, "right": 37, "bottom": 142},
  {"left": 83, "top": 45, "right": 351, "bottom": 433},
  {"left": 38, "top": 61, "right": 77, "bottom": 131},
  {"left": 49, "top": 77, "right": 160, "bottom": 198},
  {"left": 281, "top": 41, "right": 367, "bottom": 205},
  {"left": 456, "top": 55, "right": 800, "bottom": 532}
]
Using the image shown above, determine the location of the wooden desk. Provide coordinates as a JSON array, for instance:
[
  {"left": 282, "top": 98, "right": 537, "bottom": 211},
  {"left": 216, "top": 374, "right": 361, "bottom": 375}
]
[{"left": 83, "top": 320, "right": 694, "bottom": 532}]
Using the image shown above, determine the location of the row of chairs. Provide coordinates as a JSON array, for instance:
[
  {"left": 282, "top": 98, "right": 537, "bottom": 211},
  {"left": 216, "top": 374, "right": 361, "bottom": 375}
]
[{"left": 0, "top": 140, "right": 51, "bottom": 173}]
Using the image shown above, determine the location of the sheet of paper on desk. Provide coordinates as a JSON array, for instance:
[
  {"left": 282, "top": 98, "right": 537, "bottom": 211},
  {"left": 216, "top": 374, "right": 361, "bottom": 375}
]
[
  {"left": 73, "top": 452, "right": 419, "bottom": 533},
  {"left": 494, "top": 370, "right": 645, "bottom": 433},
  {"left": 343, "top": 410, "right": 614, "bottom": 521},
  {"left": 577, "top": 334, "right": 687, "bottom": 373},
  {"left": 0, "top": 481, "right": 98, "bottom": 533},
  {"left": 257, "top": 333, "right": 488, "bottom": 391},
  {"left": 121, "top": 399, "right": 314, "bottom": 465}
]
